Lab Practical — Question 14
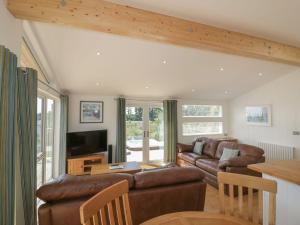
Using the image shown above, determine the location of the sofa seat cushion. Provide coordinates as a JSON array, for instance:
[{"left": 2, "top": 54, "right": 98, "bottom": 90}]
[
  {"left": 177, "top": 152, "right": 210, "bottom": 164},
  {"left": 134, "top": 167, "right": 205, "bottom": 189},
  {"left": 36, "top": 173, "right": 134, "bottom": 202},
  {"left": 196, "top": 159, "right": 223, "bottom": 176}
]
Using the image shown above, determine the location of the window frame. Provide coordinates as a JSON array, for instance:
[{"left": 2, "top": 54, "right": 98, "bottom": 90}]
[
  {"left": 181, "top": 104, "right": 224, "bottom": 137},
  {"left": 37, "top": 91, "right": 58, "bottom": 188}
]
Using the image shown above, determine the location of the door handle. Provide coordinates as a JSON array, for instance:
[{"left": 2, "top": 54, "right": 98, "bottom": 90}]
[{"left": 144, "top": 131, "right": 149, "bottom": 138}]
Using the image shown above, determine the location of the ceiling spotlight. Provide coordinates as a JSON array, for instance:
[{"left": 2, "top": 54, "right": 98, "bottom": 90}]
[
  {"left": 145, "top": 86, "right": 149, "bottom": 89},
  {"left": 191, "top": 89, "right": 196, "bottom": 92},
  {"left": 220, "top": 67, "right": 224, "bottom": 71},
  {"left": 96, "top": 52, "right": 101, "bottom": 56},
  {"left": 96, "top": 82, "right": 100, "bottom": 86},
  {"left": 258, "top": 72, "right": 263, "bottom": 76},
  {"left": 224, "top": 90, "right": 229, "bottom": 94},
  {"left": 162, "top": 60, "right": 167, "bottom": 64}
]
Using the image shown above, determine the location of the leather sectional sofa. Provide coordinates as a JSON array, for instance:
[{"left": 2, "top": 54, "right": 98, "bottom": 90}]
[
  {"left": 177, "top": 137, "right": 265, "bottom": 187},
  {"left": 37, "top": 167, "right": 206, "bottom": 225}
]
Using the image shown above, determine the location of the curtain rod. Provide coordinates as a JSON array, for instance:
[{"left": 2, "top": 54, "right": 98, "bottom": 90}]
[
  {"left": 114, "top": 97, "right": 177, "bottom": 101},
  {"left": 22, "top": 37, "right": 51, "bottom": 84},
  {"left": 38, "top": 79, "right": 64, "bottom": 95},
  {"left": 19, "top": 67, "right": 64, "bottom": 96}
]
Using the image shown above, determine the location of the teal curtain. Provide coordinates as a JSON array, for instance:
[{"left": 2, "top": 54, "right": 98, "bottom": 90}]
[
  {"left": 115, "top": 97, "right": 126, "bottom": 162},
  {"left": 0, "top": 46, "right": 17, "bottom": 225},
  {"left": 16, "top": 68, "right": 38, "bottom": 225},
  {"left": 59, "top": 95, "right": 69, "bottom": 175},
  {"left": 163, "top": 100, "right": 178, "bottom": 162}
]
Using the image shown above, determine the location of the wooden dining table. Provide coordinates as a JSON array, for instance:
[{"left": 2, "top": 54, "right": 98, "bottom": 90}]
[{"left": 140, "top": 212, "right": 256, "bottom": 225}]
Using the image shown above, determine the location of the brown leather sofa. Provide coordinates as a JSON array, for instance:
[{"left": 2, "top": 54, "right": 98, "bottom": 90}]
[
  {"left": 177, "top": 137, "right": 265, "bottom": 187},
  {"left": 37, "top": 167, "right": 206, "bottom": 225}
]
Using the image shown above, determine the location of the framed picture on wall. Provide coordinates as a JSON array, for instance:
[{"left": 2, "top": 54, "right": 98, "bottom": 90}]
[
  {"left": 80, "top": 101, "right": 103, "bottom": 123},
  {"left": 245, "top": 105, "right": 272, "bottom": 126}
]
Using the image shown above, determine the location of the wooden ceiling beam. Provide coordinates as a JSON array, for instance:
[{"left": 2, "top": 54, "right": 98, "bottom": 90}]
[{"left": 7, "top": 0, "right": 300, "bottom": 66}]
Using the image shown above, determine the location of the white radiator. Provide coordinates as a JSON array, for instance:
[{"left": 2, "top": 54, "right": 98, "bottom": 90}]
[{"left": 258, "top": 142, "right": 294, "bottom": 161}]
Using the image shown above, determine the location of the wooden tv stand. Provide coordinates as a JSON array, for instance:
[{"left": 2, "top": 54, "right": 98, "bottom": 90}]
[{"left": 67, "top": 153, "right": 106, "bottom": 175}]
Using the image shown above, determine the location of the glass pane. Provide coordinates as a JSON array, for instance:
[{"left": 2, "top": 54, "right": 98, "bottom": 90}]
[
  {"left": 36, "top": 159, "right": 43, "bottom": 188},
  {"left": 37, "top": 97, "right": 43, "bottom": 155},
  {"left": 45, "top": 99, "right": 54, "bottom": 181},
  {"left": 126, "top": 106, "right": 143, "bottom": 162},
  {"left": 183, "top": 122, "right": 223, "bottom": 136},
  {"left": 149, "top": 106, "right": 164, "bottom": 162},
  {"left": 182, "top": 105, "right": 223, "bottom": 117}
]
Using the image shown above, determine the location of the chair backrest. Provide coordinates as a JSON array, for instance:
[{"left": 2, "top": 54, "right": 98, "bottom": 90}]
[
  {"left": 218, "top": 172, "right": 277, "bottom": 225},
  {"left": 80, "top": 180, "right": 133, "bottom": 225}
]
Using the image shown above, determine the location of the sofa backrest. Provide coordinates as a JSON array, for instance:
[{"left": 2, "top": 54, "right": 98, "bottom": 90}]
[
  {"left": 215, "top": 141, "right": 264, "bottom": 159},
  {"left": 134, "top": 167, "right": 204, "bottom": 189},
  {"left": 193, "top": 137, "right": 220, "bottom": 158},
  {"left": 36, "top": 173, "right": 134, "bottom": 202}
]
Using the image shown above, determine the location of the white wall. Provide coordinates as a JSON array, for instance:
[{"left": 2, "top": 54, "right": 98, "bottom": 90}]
[
  {"left": 177, "top": 99, "right": 229, "bottom": 144},
  {"left": 68, "top": 94, "right": 117, "bottom": 148},
  {"left": 68, "top": 96, "right": 230, "bottom": 150},
  {"left": 229, "top": 70, "right": 300, "bottom": 159},
  {"left": 0, "top": 0, "right": 22, "bottom": 55}
]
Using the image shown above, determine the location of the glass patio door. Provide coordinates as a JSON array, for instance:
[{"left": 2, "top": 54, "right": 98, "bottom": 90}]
[
  {"left": 37, "top": 95, "right": 55, "bottom": 189},
  {"left": 126, "top": 102, "right": 164, "bottom": 163}
]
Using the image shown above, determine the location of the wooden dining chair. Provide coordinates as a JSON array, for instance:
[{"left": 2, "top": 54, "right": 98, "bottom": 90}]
[
  {"left": 80, "top": 180, "right": 133, "bottom": 225},
  {"left": 218, "top": 172, "right": 277, "bottom": 225}
]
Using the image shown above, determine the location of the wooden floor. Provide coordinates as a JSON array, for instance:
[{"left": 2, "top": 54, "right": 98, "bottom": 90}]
[{"left": 204, "top": 185, "right": 259, "bottom": 221}]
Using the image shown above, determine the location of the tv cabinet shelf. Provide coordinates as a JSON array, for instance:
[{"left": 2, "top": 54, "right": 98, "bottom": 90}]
[{"left": 67, "top": 153, "right": 106, "bottom": 175}]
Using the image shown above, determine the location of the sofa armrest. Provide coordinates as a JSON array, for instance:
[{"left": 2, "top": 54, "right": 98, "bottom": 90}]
[
  {"left": 218, "top": 156, "right": 265, "bottom": 169},
  {"left": 177, "top": 143, "right": 193, "bottom": 153}
]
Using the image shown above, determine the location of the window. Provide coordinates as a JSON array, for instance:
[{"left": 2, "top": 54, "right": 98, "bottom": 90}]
[
  {"left": 182, "top": 105, "right": 222, "bottom": 117},
  {"left": 182, "top": 104, "right": 224, "bottom": 136},
  {"left": 37, "top": 95, "right": 56, "bottom": 188},
  {"left": 183, "top": 122, "right": 223, "bottom": 136}
]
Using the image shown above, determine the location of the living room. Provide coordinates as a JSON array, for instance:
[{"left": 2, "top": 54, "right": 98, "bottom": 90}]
[{"left": 1, "top": 1, "right": 300, "bottom": 225}]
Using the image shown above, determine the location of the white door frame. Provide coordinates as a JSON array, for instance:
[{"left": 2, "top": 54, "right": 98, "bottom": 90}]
[{"left": 126, "top": 101, "right": 163, "bottom": 163}]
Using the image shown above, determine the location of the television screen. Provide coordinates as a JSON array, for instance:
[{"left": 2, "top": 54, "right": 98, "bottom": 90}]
[{"left": 67, "top": 130, "right": 107, "bottom": 157}]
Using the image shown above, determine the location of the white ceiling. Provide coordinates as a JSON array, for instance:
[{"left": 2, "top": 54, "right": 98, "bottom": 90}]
[{"left": 28, "top": 0, "right": 300, "bottom": 100}]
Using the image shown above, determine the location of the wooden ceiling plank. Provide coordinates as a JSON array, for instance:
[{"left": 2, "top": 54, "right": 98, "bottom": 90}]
[{"left": 7, "top": 0, "right": 300, "bottom": 66}]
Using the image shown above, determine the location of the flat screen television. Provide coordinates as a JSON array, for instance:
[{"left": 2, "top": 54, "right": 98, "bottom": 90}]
[{"left": 67, "top": 130, "right": 107, "bottom": 157}]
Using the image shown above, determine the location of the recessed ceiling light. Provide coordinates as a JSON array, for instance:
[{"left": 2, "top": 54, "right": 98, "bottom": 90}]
[
  {"left": 145, "top": 86, "right": 149, "bottom": 89},
  {"left": 96, "top": 52, "right": 101, "bottom": 56},
  {"left": 162, "top": 60, "right": 167, "bottom": 64},
  {"left": 96, "top": 82, "right": 100, "bottom": 86},
  {"left": 258, "top": 72, "right": 263, "bottom": 76},
  {"left": 224, "top": 90, "right": 229, "bottom": 94},
  {"left": 220, "top": 67, "right": 224, "bottom": 71},
  {"left": 191, "top": 89, "right": 196, "bottom": 92}
]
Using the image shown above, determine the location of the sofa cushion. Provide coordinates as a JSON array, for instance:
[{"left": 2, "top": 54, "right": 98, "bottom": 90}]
[
  {"left": 134, "top": 167, "right": 205, "bottom": 189},
  {"left": 196, "top": 159, "right": 223, "bottom": 176},
  {"left": 36, "top": 173, "right": 134, "bottom": 202},
  {"left": 193, "top": 141, "right": 204, "bottom": 155},
  {"left": 215, "top": 141, "right": 239, "bottom": 159},
  {"left": 177, "top": 152, "right": 210, "bottom": 164},
  {"left": 193, "top": 137, "right": 220, "bottom": 158},
  {"left": 220, "top": 148, "right": 240, "bottom": 161}
]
